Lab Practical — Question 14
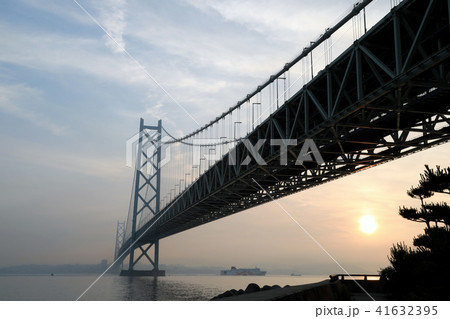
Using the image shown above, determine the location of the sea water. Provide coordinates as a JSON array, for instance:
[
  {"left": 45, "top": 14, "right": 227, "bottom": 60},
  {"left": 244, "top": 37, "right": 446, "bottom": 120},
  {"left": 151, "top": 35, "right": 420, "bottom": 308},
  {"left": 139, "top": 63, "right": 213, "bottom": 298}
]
[{"left": 0, "top": 274, "right": 327, "bottom": 301}]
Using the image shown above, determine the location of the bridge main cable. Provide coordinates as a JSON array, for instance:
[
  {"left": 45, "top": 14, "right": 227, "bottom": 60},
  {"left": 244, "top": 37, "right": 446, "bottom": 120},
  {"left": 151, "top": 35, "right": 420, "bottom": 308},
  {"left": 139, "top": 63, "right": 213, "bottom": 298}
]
[
  {"left": 166, "top": 0, "right": 373, "bottom": 144},
  {"left": 162, "top": 126, "right": 238, "bottom": 146}
]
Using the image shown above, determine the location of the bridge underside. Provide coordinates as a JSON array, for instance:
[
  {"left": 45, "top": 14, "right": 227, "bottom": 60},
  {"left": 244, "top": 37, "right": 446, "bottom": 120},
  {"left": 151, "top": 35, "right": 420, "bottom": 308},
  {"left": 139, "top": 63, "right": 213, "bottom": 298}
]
[{"left": 120, "top": 0, "right": 450, "bottom": 255}]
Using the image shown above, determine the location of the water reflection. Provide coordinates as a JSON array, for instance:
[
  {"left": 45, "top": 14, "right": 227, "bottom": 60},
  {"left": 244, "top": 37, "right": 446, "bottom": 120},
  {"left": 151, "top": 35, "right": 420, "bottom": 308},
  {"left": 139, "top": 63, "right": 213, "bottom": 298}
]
[{"left": 117, "top": 276, "right": 159, "bottom": 301}]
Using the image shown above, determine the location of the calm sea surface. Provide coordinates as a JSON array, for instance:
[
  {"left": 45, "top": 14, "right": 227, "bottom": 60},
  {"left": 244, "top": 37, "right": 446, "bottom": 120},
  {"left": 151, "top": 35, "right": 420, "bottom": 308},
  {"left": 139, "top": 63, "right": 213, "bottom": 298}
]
[{"left": 0, "top": 274, "right": 327, "bottom": 301}]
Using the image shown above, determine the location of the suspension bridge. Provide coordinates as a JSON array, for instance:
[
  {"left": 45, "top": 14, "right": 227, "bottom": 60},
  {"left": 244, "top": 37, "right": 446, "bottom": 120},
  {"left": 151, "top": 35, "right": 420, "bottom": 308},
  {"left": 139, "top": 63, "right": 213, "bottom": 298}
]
[{"left": 114, "top": 0, "right": 450, "bottom": 276}]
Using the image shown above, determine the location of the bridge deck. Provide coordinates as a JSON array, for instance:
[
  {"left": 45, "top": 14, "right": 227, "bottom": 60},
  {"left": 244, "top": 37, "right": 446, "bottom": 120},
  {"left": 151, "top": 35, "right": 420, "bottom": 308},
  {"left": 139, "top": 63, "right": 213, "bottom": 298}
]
[{"left": 120, "top": 0, "right": 450, "bottom": 255}]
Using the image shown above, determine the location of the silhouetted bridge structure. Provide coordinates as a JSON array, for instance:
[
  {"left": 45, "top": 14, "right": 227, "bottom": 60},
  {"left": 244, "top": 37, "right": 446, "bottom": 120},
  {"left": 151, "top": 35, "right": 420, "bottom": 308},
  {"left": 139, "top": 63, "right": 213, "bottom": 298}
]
[{"left": 115, "top": 0, "right": 450, "bottom": 275}]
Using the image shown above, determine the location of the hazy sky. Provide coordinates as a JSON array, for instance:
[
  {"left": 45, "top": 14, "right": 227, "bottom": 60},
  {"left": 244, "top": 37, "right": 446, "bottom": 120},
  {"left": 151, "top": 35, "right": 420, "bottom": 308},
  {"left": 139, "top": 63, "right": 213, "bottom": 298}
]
[{"left": 1, "top": 0, "right": 449, "bottom": 275}]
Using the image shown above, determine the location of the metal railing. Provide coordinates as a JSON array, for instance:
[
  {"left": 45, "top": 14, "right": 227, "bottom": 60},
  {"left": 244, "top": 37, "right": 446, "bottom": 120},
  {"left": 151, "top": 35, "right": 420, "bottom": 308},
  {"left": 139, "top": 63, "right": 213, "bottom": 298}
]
[{"left": 330, "top": 274, "right": 381, "bottom": 282}]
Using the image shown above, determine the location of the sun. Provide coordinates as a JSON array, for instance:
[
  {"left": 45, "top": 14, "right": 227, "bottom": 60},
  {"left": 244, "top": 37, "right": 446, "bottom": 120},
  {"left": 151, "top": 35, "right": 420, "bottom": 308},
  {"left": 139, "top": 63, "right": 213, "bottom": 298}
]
[{"left": 359, "top": 215, "right": 378, "bottom": 234}]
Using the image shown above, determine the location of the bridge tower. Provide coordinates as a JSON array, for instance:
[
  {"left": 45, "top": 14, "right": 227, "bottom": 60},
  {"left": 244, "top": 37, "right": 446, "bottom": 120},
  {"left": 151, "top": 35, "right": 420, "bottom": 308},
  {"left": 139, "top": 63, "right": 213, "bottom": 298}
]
[
  {"left": 120, "top": 118, "right": 165, "bottom": 276},
  {"left": 114, "top": 221, "right": 125, "bottom": 259}
]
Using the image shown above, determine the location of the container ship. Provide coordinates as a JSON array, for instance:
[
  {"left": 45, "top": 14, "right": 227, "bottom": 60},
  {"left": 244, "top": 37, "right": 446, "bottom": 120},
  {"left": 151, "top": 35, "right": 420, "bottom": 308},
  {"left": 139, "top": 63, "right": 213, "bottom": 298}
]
[{"left": 220, "top": 266, "right": 266, "bottom": 276}]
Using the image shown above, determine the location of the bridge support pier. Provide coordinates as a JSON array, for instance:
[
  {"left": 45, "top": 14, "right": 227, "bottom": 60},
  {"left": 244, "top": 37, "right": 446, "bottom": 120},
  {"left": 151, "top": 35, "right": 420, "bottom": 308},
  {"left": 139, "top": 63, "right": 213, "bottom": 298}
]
[
  {"left": 120, "top": 118, "right": 165, "bottom": 277},
  {"left": 120, "top": 240, "right": 165, "bottom": 276}
]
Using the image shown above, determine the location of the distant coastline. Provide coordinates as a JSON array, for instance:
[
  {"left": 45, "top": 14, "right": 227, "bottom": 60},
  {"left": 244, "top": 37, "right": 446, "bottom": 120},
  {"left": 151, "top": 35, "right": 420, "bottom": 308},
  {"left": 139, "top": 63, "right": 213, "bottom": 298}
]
[{"left": 0, "top": 260, "right": 108, "bottom": 275}]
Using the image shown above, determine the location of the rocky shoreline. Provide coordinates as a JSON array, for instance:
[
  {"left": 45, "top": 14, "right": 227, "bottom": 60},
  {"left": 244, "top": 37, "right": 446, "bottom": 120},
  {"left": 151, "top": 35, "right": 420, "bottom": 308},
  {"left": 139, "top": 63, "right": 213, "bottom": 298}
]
[
  {"left": 211, "top": 280, "right": 351, "bottom": 301},
  {"left": 211, "top": 283, "right": 284, "bottom": 300}
]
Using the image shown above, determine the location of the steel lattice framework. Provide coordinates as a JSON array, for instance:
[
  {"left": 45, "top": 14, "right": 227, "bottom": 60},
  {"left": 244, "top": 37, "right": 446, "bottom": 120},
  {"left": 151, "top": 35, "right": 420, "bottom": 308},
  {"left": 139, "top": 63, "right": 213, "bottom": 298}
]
[
  {"left": 114, "top": 221, "right": 125, "bottom": 262},
  {"left": 120, "top": 119, "right": 164, "bottom": 275},
  {"left": 118, "top": 0, "right": 450, "bottom": 258}
]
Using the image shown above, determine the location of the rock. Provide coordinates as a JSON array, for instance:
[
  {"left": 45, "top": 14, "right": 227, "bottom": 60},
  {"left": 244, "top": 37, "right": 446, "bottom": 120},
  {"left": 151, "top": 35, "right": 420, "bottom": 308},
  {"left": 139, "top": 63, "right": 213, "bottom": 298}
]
[
  {"left": 245, "top": 283, "right": 260, "bottom": 294},
  {"left": 210, "top": 294, "right": 221, "bottom": 300},
  {"left": 262, "top": 285, "right": 272, "bottom": 291},
  {"left": 221, "top": 290, "right": 235, "bottom": 298},
  {"left": 272, "top": 285, "right": 281, "bottom": 289},
  {"left": 237, "top": 289, "right": 245, "bottom": 295},
  {"left": 211, "top": 290, "right": 234, "bottom": 300}
]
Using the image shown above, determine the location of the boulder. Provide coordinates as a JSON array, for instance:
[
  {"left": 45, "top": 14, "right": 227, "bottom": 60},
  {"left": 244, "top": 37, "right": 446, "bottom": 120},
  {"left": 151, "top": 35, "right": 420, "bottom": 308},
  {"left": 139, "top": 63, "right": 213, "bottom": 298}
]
[
  {"left": 272, "top": 285, "right": 281, "bottom": 289},
  {"left": 245, "top": 283, "right": 260, "bottom": 294}
]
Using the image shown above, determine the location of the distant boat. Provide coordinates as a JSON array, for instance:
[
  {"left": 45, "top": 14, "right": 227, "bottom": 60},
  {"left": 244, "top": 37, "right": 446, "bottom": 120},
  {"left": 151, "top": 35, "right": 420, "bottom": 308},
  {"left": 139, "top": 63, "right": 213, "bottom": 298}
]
[
  {"left": 50, "top": 273, "right": 54, "bottom": 276},
  {"left": 290, "top": 273, "right": 302, "bottom": 276},
  {"left": 220, "top": 266, "right": 266, "bottom": 276}
]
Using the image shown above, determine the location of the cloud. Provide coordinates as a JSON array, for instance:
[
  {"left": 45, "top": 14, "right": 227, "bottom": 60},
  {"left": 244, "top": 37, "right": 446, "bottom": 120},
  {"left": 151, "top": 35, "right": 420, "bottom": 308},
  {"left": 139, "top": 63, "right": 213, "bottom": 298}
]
[
  {"left": 0, "top": 22, "right": 149, "bottom": 87},
  {"left": 0, "top": 84, "right": 67, "bottom": 135},
  {"left": 1, "top": 1, "right": 324, "bottom": 135},
  {"left": 126, "top": 2, "right": 289, "bottom": 77},
  {"left": 94, "top": 0, "right": 128, "bottom": 53},
  {"left": 185, "top": 0, "right": 351, "bottom": 44},
  {"left": 0, "top": 133, "right": 128, "bottom": 179},
  {"left": 17, "top": 0, "right": 94, "bottom": 26},
  {"left": 0, "top": 15, "right": 248, "bottom": 129}
]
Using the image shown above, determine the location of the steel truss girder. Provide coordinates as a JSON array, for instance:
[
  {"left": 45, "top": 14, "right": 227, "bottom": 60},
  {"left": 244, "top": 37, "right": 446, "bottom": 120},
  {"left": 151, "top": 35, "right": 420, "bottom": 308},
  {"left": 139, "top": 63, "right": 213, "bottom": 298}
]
[{"left": 118, "top": 0, "right": 450, "bottom": 253}]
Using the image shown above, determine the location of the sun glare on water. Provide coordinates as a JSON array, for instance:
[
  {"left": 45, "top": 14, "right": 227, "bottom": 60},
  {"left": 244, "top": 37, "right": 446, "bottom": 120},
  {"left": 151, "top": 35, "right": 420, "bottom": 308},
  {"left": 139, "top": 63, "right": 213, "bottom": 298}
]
[{"left": 359, "top": 215, "right": 378, "bottom": 234}]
